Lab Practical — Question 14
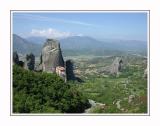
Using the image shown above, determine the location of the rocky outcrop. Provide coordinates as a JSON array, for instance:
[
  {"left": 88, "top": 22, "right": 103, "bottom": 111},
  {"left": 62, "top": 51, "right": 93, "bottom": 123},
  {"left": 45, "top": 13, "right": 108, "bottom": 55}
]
[
  {"left": 41, "top": 39, "right": 64, "bottom": 73},
  {"left": 110, "top": 57, "right": 123, "bottom": 75},
  {"left": 65, "top": 60, "right": 75, "bottom": 81},
  {"left": 13, "top": 51, "right": 24, "bottom": 67},
  {"left": 13, "top": 51, "right": 19, "bottom": 65},
  {"left": 24, "top": 53, "right": 35, "bottom": 70}
]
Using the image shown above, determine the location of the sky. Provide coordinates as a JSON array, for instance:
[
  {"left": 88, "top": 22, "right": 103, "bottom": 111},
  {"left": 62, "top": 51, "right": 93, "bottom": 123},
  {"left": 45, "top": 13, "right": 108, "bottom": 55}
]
[{"left": 13, "top": 12, "right": 148, "bottom": 41}]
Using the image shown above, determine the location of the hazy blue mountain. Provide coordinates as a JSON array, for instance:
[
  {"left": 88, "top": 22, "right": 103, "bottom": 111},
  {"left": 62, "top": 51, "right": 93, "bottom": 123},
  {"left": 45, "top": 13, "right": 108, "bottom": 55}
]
[
  {"left": 26, "top": 36, "right": 106, "bottom": 49},
  {"left": 13, "top": 34, "right": 42, "bottom": 56},
  {"left": 26, "top": 36, "right": 46, "bottom": 44},
  {"left": 101, "top": 39, "right": 147, "bottom": 51},
  {"left": 59, "top": 36, "right": 107, "bottom": 50},
  {"left": 59, "top": 36, "right": 147, "bottom": 51},
  {"left": 14, "top": 34, "right": 147, "bottom": 56},
  {"left": 59, "top": 36, "right": 147, "bottom": 56},
  {"left": 25, "top": 35, "right": 147, "bottom": 51}
]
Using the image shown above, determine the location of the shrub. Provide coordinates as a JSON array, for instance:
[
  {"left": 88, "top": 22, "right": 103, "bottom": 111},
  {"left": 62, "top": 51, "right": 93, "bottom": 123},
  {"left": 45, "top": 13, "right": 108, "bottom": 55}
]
[{"left": 13, "top": 65, "right": 89, "bottom": 113}]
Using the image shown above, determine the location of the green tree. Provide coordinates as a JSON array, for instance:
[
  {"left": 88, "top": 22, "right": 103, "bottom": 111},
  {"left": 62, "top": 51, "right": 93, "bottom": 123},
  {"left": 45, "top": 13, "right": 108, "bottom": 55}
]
[{"left": 13, "top": 65, "right": 89, "bottom": 113}]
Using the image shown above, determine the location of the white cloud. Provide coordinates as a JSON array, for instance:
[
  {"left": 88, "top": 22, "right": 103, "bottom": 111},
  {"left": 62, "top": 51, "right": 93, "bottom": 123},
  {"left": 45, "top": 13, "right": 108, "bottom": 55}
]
[{"left": 29, "top": 28, "right": 82, "bottom": 38}]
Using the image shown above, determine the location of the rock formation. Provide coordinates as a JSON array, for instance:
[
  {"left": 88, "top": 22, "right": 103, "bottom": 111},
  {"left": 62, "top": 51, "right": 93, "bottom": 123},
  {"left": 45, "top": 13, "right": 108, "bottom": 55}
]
[
  {"left": 65, "top": 60, "right": 75, "bottom": 81},
  {"left": 18, "top": 61, "right": 25, "bottom": 67},
  {"left": 110, "top": 57, "right": 123, "bottom": 75},
  {"left": 13, "top": 51, "right": 24, "bottom": 67},
  {"left": 24, "top": 53, "right": 35, "bottom": 70},
  {"left": 41, "top": 39, "right": 64, "bottom": 73},
  {"left": 13, "top": 51, "right": 19, "bottom": 65},
  {"left": 36, "top": 39, "right": 77, "bottom": 82}
]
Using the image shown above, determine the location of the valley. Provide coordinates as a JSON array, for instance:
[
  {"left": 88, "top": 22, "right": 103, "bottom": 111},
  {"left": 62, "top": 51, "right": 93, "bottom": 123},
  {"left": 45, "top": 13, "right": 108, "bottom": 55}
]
[{"left": 64, "top": 53, "right": 147, "bottom": 113}]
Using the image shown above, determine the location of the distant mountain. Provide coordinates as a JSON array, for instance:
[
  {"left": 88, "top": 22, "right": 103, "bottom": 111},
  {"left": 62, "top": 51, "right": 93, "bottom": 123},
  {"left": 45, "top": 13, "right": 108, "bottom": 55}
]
[
  {"left": 25, "top": 36, "right": 106, "bottom": 50},
  {"left": 13, "top": 34, "right": 42, "bottom": 56},
  {"left": 101, "top": 39, "right": 147, "bottom": 51},
  {"left": 25, "top": 35, "right": 147, "bottom": 51},
  {"left": 59, "top": 36, "right": 147, "bottom": 52},
  {"left": 14, "top": 34, "right": 147, "bottom": 56},
  {"left": 59, "top": 36, "right": 106, "bottom": 50},
  {"left": 26, "top": 36, "right": 46, "bottom": 45}
]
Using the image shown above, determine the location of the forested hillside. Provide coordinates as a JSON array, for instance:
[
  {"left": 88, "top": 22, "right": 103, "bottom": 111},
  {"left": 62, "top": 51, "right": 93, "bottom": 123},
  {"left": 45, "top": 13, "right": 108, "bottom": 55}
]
[{"left": 13, "top": 65, "right": 90, "bottom": 113}]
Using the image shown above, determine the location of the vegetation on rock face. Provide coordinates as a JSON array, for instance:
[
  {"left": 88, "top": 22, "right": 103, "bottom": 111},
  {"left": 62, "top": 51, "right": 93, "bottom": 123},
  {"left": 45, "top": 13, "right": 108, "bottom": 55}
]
[{"left": 13, "top": 65, "right": 90, "bottom": 113}]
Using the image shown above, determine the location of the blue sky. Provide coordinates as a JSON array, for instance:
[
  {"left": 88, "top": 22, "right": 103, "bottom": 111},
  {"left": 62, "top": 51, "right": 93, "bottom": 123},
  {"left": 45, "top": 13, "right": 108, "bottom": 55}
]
[{"left": 13, "top": 12, "right": 147, "bottom": 41}]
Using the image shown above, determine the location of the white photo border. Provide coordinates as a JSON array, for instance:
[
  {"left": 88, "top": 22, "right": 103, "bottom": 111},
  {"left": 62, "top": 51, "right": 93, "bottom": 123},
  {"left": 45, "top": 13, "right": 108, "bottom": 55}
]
[{"left": 10, "top": 10, "right": 150, "bottom": 116}]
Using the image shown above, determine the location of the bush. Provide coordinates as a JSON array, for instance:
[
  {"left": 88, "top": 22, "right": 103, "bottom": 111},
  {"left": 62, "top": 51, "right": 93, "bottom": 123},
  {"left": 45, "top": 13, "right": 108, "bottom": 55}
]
[{"left": 13, "top": 65, "right": 89, "bottom": 113}]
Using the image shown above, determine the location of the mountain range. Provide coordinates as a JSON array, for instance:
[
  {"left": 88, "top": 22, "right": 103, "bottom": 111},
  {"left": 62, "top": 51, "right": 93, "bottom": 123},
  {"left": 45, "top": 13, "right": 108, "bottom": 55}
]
[
  {"left": 13, "top": 34, "right": 147, "bottom": 56},
  {"left": 13, "top": 34, "right": 42, "bottom": 56}
]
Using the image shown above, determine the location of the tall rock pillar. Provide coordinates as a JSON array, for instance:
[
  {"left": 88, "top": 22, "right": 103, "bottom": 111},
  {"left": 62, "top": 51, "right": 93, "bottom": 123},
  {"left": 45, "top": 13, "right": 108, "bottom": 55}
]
[{"left": 42, "top": 39, "right": 64, "bottom": 73}]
